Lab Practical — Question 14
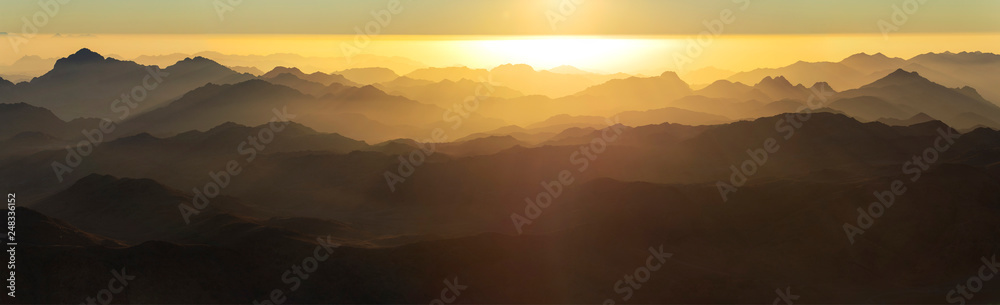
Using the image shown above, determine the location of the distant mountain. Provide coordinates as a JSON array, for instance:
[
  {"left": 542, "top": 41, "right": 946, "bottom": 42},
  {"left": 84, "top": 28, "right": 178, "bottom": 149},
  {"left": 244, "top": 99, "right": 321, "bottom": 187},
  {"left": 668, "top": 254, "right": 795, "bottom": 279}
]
[
  {"left": 827, "top": 96, "right": 912, "bottom": 121},
  {"left": 335, "top": 67, "right": 399, "bottom": 85},
  {"left": 839, "top": 52, "right": 908, "bottom": 74},
  {"left": 261, "top": 73, "right": 333, "bottom": 97},
  {"left": 133, "top": 51, "right": 427, "bottom": 76},
  {"left": 119, "top": 79, "right": 470, "bottom": 142},
  {"left": 693, "top": 79, "right": 772, "bottom": 101},
  {"left": 833, "top": 69, "right": 1000, "bottom": 129},
  {"left": 576, "top": 71, "right": 693, "bottom": 104},
  {"left": 403, "top": 64, "right": 620, "bottom": 98},
  {"left": 380, "top": 78, "right": 524, "bottom": 107},
  {"left": 546, "top": 65, "right": 592, "bottom": 75},
  {"left": 227, "top": 65, "right": 263, "bottom": 75},
  {"left": 907, "top": 51, "right": 1000, "bottom": 104},
  {"left": 404, "top": 66, "right": 489, "bottom": 83},
  {"left": 877, "top": 112, "right": 936, "bottom": 126},
  {"left": 616, "top": 107, "right": 732, "bottom": 126},
  {"left": 680, "top": 66, "right": 736, "bottom": 85},
  {"left": 0, "top": 49, "right": 255, "bottom": 120},
  {"left": 435, "top": 135, "right": 526, "bottom": 157},
  {"left": 0, "top": 102, "right": 107, "bottom": 139},
  {"left": 753, "top": 76, "right": 811, "bottom": 101},
  {"left": 489, "top": 63, "right": 602, "bottom": 98},
  {"left": 0, "top": 55, "right": 57, "bottom": 78},
  {"left": 376, "top": 76, "right": 434, "bottom": 88},
  {"left": 261, "top": 66, "right": 359, "bottom": 86}
]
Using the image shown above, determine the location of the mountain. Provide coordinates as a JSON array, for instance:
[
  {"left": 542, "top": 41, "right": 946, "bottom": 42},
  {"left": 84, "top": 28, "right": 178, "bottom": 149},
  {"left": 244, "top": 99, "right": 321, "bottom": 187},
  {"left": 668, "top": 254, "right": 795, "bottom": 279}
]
[
  {"left": 31, "top": 174, "right": 258, "bottom": 244},
  {"left": 839, "top": 52, "right": 908, "bottom": 74},
  {"left": 261, "top": 66, "right": 360, "bottom": 86},
  {"left": 404, "top": 66, "right": 489, "bottom": 83},
  {"left": 0, "top": 76, "right": 13, "bottom": 89},
  {"left": 833, "top": 69, "right": 1000, "bottom": 129},
  {"left": 376, "top": 76, "right": 434, "bottom": 88},
  {"left": 119, "top": 79, "right": 473, "bottom": 142},
  {"left": 877, "top": 112, "right": 936, "bottom": 126},
  {"left": 133, "top": 51, "right": 427, "bottom": 76},
  {"left": 0, "top": 103, "right": 71, "bottom": 139},
  {"left": 615, "top": 107, "right": 732, "bottom": 126},
  {"left": 907, "top": 51, "right": 1000, "bottom": 103},
  {"left": 681, "top": 66, "right": 736, "bottom": 85},
  {"left": 489, "top": 63, "right": 603, "bottom": 98},
  {"left": 261, "top": 73, "right": 333, "bottom": 97},
  {"left": 575, "top": 71, "right": 693, "bottom": 105},
  {"left": 227, "top": 65, "right": 263, "bottom": 75},
  {"left": 546, "top": 65, "right": 592, "bottom": 75},
  {"left": 752, "top": 76, "right": 811, "bottom": 101},
  {"left": 0, "top": 55, "right": 57, "bottom": 79},
  {"left": 1, "top": 49, "right": 255, "bottom": 120},
  {"left": 19, "top": 207, "right": 126, "bottom": 247},
  {"left": 827, "top": 96, "right": 912, "bottom": 121},
  {"left": 693, "top": 79, "right": 772, "bottom": 101},
  {"left": 379, "top": 78, "right": 524, "bottom": 107},
  {"left": 335, "top": 67, "right": 399, "bottom": 85}
]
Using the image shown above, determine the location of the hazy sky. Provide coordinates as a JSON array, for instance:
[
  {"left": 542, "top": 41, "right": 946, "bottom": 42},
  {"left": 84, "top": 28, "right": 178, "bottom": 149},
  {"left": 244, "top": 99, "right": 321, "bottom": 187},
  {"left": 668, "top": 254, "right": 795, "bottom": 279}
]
[
  {"left": 1, "top": 0, "right": 998, "bottom": 35},
  {"left": 1, "top": 1, "right": 999, "bottom": 76}
]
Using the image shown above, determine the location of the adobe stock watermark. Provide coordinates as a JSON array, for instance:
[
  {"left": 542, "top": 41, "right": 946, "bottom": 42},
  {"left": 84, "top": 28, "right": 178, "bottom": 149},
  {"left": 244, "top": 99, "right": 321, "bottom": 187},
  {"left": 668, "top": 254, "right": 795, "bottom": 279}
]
[
  {"left": 878, "top": 0, "right": 929, "bottom": 39},
  {"left": 602, "top": 245, "right": 672, "bottom": 305},
  {"left": 251, "top": 235, "right": 340, "bottom": 305},
  {"left": 213, "top": 0, "right": 243, "bottom": 21},
  {"left": 340, "top": 0, "right": 412, "bottom": 63},
  {"left": 716, "top": 85, "right": 833, "bottom": 202},
  {"left": 946, "top": 254, "right": 999, "bottom": 305},
  {"left": 547, "top": 0, "right": 585, "bottom": 31},
  {"left": 81, "top": 268, "right": 136, "bottom": 305},
  {"left": 178, "top": 107, "right": 297, "bottom": 224},
  {"left": 672, "top": 0, "right": 751, "bottom": 72},
  {"left": 842, "top": 127, "right": 960, "bottom": 244},
  {"left": 7, "top": 0, "right": 71, "bottom": 54},
  {"left": 511, "top": 116, "right": 625, "bottom": 235},
  {"left": 428, "top": 277, "right": 468, "bottom": 305},
  {"left": 384, "top": 75, "right": 498, "bottom": 192},
  {"left": 773, "top": 286, "right": 799, "bottom": 305},
  {"left": 50, "top": 66, "right": 170, "bottom": 183}
]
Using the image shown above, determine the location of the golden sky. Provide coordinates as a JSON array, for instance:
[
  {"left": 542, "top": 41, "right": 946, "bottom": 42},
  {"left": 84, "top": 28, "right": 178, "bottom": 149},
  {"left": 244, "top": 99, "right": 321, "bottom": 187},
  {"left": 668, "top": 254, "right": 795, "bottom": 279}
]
[{"left": 2, "top": 1, "right": 999, "bottom": 74}]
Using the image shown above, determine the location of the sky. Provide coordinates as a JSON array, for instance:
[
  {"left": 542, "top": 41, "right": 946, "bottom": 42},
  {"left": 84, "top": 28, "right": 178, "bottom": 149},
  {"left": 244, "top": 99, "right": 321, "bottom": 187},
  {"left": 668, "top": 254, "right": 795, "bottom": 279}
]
[
  {"left": 1, "top": 0, "right": 999, "bottom": 75},
  {"left": 2, "top": 0, "right": 999, "bottom": 35}
]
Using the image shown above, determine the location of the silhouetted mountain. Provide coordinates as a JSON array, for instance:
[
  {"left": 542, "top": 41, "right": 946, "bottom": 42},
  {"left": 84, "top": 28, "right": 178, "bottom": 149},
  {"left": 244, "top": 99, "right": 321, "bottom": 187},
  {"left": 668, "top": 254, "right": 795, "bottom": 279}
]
[
  {"left": 262, "top": 66, "right": 360, "bottom": 86},
  {"left": 835, "top": 69, "right": 1000, "bottom": 129},
  {"left": 839, "top": 52, "right": 907, "bottom": 74},
  {"left": 380, "top": 78, "right": 523, "bottom": 107},
  {"left": 31, "top": 174, "right": 258, "bottom": 244},
  {"left": 616, "top": 107, "right": 731, "bottom": 126},
  {"left": 0, "top": 103, "right": 71, "bottom": 139},
  {"left": 377, "top": 76, "right": 434, "bottom": 88},
  {"left": 405, "top": 66, "right": 489, "bottom": 82},
  {"left": 335, "top": 67, "right": 399, "bottom": 85},
  {"left": 0, "top": 76, "right": 13, "bottom": 89},
  {"left": 693, "top": 79, "right": 772, "bottom": 101},
  {"left": 753, "top": 76, "right": 811, "bottom": 101},
  {"left": 877, "top": 112, "right": 936, "bottom": 126},
  {"left": 1, "top": 49, "right": 255, "bottom": 120},
  {"left": 261, "top": 72, "right": 332, "bottom": 96}
]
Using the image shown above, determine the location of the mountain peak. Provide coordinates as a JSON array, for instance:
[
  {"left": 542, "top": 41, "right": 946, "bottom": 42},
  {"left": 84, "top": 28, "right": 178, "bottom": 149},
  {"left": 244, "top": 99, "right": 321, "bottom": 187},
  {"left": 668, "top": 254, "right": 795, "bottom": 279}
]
[
  {"left": 861, "top": 69, "right": 932, "bottom": 89},
  {"left": 54, "top": 48, "right": 105, "bottom": 67},
  {"left": 756, "top": 75, "right": 793, "bottom": 88}
]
